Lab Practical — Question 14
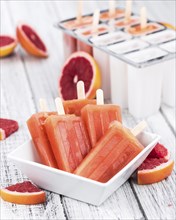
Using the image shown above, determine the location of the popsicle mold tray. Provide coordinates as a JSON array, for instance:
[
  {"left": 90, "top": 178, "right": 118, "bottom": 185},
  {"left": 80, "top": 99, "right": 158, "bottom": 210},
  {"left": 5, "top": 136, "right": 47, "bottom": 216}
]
[
  {"left": 56, "top": 9, "right": 176, "bottom": 68},
  {"left": 8, "top": 131, "right": 160, "bottom": 206}
]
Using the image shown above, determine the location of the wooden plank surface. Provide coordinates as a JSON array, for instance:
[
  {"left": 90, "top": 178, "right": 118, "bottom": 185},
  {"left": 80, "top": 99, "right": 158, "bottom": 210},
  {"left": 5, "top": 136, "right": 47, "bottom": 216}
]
[{"left": 1, "top": 1, "right": 175, "bottom": 220}]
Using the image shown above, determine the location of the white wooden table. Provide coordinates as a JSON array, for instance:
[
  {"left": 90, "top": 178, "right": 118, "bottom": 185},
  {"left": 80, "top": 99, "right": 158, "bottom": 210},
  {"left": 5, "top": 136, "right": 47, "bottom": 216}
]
[{"left": 1, "top": 1, "right": 175, "bottom": 219}]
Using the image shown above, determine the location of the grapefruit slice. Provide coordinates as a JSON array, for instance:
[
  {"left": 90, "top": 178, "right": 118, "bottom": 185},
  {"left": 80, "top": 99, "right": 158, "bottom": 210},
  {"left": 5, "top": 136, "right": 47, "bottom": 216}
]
[
  {"left": 0, "top": 181, "right": 46, "bottom": 205},
  {"left": 59, "top": 51, "right": 101, "bottom": 100},
  {"left": 16, "top": 23, "right": 48, "bottom": 57},
  {"left": 137, "top": 143, "right": 174, "bottom": 184},
  {"left": 0, "top": 118, "right": 19, "bottom": 140},
  {"left": 137, "top": 158, "right": 174, "bottom": 185},
  {"left": 0, "top": 35, "right": 17, "bottom": 58}
]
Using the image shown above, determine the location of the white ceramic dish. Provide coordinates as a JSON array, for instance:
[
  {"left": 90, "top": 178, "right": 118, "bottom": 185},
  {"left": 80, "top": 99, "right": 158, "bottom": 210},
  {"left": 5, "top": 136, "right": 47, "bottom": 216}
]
[{"left": 8, "top": 132, "right": 160, "bottom": 206}]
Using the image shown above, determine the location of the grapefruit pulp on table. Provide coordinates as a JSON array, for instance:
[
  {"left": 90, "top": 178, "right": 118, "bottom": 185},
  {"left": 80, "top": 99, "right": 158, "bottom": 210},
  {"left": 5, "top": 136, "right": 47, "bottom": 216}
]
[
  {"left": 0, "top": 36, "right": 17, "bottom": 58},
  {"left": 16, "top": 23, "right": 48, "bottom": 57},
  {"left": 59, "top": 51, "right": 101, "bottom": 100},
  {"left": 137, "top": 143, "right": 174, "bottom": 185},
  {"left": 0, "top": 118, "right": 19, "bottom": 140},
  {"left": 0, "top": 181, "right": 46, "bottom": 205}
]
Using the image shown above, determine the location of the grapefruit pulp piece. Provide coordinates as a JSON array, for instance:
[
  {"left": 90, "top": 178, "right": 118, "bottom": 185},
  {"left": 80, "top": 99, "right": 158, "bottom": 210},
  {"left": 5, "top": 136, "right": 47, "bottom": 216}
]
[
  {"left": 137, "top": 143, "right": 174, "bottom": 184},
  {"left": 0, "top": 118, "right": 19, "bottom": 140},
  {"left": 16, "top": 24, "right": 48, "bottom": 57},
  {"left": 59, "top": 51, "right": 101, "bottom": 100},
  {"left": 0, "top": 36, "right": 17, "bottom": 58},
  {"left": 0, "top": 181, "right": 46, "bottom": 204}
]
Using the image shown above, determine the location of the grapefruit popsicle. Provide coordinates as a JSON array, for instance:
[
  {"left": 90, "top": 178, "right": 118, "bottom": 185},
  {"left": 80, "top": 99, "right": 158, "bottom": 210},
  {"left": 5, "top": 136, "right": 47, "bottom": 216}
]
[
  {"left": 44, "top": 98, "right": 91, "bottom": 172},
  {"left": 27, "top": 100, "right": 58, "bottom": 168},
  {"left": 63, "top": 81, "right": 96, "bottom": 116},
  {"left": 81, "top": 89, "right": 122, "bottom": 147},
  {"left": 74, "top": 121, "right": 145, "bottom": 183}
]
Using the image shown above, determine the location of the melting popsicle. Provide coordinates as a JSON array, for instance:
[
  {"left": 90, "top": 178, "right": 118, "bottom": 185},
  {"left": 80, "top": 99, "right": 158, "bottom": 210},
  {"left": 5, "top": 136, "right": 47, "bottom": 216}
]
[
  {"left": 44, "top": 97, "right": 91, "bottom": 172},
  {"left": 63, "top": 81, "right": 96, "bottom": 116},
  {"left": 27, "top": 99, "right": 58, "bottom": 168},
  {"left": 81, "top": 89, "right": 122, "bottom": 147},
  {"left": 74, "top": 121, "right": 146, "bottom": 183}
]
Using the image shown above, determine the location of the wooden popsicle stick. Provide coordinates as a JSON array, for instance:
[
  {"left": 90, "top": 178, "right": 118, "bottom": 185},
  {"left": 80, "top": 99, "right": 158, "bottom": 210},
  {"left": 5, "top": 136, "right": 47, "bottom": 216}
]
[
  {"left": 110, "top": 120, "right": 147, "bottom": 137},
  {"left": 96, "top": 89, "right": 104, "bottom": 105},
  {"left": 92, "top": 9, "right": 100, "bottom": 34},
  {"left": 109, "top": 0, "right": 116, "bottom": 18},
  {"left": 55, "top": 97, "right": 65, "bottom": 115},
  {"left": 125, "top": 0, "right": 132, "bottom": 23},
  {"left": 39, "top": 98, "right": 48, "bottom": 112},
  {"left": 140, "top": 6, "right": 147, "bottom": 29},
  {"left": 76, "top": 0, "right": 83, "bottom": 23},
  {"left": 131, "top": 120, "right": 147, "bottom": 136},
  {"left": 77, "top": 81, "right": 86, "bottom": 99}
]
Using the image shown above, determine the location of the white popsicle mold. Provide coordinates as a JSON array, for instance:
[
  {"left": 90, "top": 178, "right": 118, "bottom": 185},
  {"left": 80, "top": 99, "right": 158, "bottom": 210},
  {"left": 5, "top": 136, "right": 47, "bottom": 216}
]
[
  {"left": 128, "top": 63, "right": 165, "bottom": 118},
  {"left": 162, "top": 59, "right": 176, "bottom": 107},
  {"left": 93, "top": 48, "right": 111, "bottom": 100},
  {"left": 110, "top": 56, "right": 128, "bottom": 108}
]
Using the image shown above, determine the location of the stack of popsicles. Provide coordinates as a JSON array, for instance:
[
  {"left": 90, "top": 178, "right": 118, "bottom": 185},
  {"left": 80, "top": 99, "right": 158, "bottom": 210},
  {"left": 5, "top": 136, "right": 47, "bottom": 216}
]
[{"left": 27, "top": 82, "right": 145, "bottom": 183}]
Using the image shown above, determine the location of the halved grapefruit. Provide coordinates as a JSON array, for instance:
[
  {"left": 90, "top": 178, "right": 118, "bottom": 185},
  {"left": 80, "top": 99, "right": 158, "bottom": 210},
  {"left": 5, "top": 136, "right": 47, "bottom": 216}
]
[
  {"left": 59, "top": 51, "right": 101, "bottom": 100},
  {"left": 137, "top": 143, "right": 174, "bottom": 185},
  {"left": 0, "top": 35, "right": 17, "bottom": 58},
  {"left": 0, "top": 181, "right": 46, "bottom": 205},
  {"left": 16, "top": 23, "right": 48, "bottom": 58}
]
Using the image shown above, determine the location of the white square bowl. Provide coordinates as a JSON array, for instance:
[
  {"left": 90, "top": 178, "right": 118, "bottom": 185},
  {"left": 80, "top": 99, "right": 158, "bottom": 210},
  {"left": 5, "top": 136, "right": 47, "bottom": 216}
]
[{"left": 8, "top": 131, "right": 160, "bottom": 206}]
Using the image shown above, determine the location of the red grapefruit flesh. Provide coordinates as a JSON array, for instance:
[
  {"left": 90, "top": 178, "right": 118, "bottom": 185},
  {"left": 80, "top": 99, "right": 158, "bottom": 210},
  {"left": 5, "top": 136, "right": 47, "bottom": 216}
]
[
  {"left": 59, "top": 51, "right": 101, "bottom": 100},
  {"left": 0, "top": 118, "right": 19, "bottom": 140},
  {"left": 137, "top": 143, "right": 174, "bottom": 184},
  {"left": 0, "top": 35, "right": 17, "bottom": 58},
  {"left": 0, "top": 181, "right": 46, "bottom": 205},
  {"left": 147, "top": 143, "right": 169, "bottom": 160},
  {"left": 16, "top": 24, "right": 48, "bottom": 57}
]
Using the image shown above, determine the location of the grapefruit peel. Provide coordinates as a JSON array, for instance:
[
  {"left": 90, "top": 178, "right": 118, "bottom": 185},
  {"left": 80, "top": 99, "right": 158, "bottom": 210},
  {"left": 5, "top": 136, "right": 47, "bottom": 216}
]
[
  {"left": 0, "top": 35, "right": 17, "bottom": 58},
  {"left": 0, "top": 181, "right": 46, "bottom": 205}
]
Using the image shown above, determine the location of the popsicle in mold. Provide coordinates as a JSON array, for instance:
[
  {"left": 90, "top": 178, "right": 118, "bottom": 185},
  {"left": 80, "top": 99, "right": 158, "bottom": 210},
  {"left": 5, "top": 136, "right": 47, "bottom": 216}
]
[
  {"left": 114, "top": 1, "right": 139, "bottom": 28},
  {"left": 61, "top": 1, "right": 93, "bottom": 58},
  {"left": 126, "top": 7, "right": 164, "bottom": 36},
  {"left": 99, "top": 0, "right": 125, "bottom": 22},
  {"left": 59, "top": 1, "right": 92, "bottom": 30},
  {"left": 63, "top": 81, "right": 96, "bottom": 116},
  {"left": 27, "top": 99, "right": 58, "bottom": 168},
  {"left": 74, "top": 121, "right": 146, "bottom": 183},
  {"left": 81, "top": 89, "right": 122, "bottom": 147},
  {"left": 44, "top": 98, "right": 91, "bottom": 172},
  {"left": 76, "top": 9, "right": 108, "bottom": 55}
]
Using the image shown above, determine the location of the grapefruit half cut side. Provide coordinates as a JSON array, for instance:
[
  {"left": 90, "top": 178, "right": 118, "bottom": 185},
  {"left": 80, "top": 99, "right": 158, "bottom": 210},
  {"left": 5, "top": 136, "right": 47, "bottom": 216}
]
[
  {"left": 0, "top": 181, "right": 46, "bottom": 205},
  {"left": 0, "top": 35, "right": 17, "bottom": 58},
  {"left": 59, "top": 51, "right": 101, "bottom": 100},
  {"left": 137, "top": 158, "right": 174, "bottom": 185},
  {"left": 16, "top": 23, "right": 48, "bottom": 58}
]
